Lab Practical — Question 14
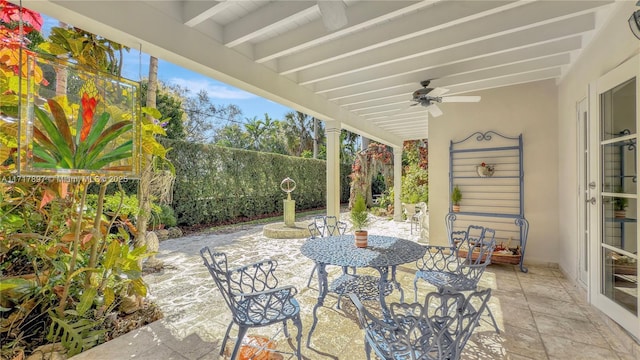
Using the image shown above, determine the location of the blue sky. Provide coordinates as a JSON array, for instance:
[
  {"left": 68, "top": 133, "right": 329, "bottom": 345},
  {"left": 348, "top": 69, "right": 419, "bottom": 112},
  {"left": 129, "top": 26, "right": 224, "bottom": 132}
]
[{"left": 41, "top": 15, "right": 295, "bottom": 122}]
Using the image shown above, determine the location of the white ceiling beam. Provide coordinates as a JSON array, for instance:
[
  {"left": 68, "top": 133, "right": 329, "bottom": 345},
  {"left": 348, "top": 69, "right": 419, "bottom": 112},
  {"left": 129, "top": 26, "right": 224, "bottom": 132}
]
[
  {"left": 314, "top": 15, "right": 593, "bottom": 95},
  {"left": 298, "top": 1, "right": 605, "bottom": 85},
  {"left": 337, "top": 37, "right": 582, "bottom": 107},
  {"left": 224, "top": 2, "right": 317, "bottom": 47},
  {"left": 182, "top": 1, "right": 226, "bottom": 27},
  {"left": 357, "top": 65, "right": 566, "bottom": 117},
  {"left": 254, "top": 1, "right": 426, "bottom": 63},
  {"left": 347, "top": 53, "right": 571, "bottom": 111},
  {"left": 427, "top": 68, "right": 562, "bottom": 96},
  {"left": 278, "top": 1, "right": 520, "bottom": 74}
]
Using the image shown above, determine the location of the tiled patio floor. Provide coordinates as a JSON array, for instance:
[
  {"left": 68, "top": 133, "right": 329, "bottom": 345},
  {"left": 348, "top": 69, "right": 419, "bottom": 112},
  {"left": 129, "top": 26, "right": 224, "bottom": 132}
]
[{"left": 71, "top": 214, "right": 639, "bottom": 360}]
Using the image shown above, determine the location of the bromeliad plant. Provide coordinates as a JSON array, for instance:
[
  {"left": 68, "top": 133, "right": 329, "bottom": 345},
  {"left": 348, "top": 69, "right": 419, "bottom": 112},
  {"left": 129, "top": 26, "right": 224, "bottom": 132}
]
[{"left": 32, "top": 80, "right": 134, "bottom": 171}]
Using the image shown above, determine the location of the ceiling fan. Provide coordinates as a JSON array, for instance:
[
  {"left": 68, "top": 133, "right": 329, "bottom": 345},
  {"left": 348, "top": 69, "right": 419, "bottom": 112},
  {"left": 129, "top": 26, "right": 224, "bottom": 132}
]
[{"left": 411, "top": 80, "right": 481, "bottom": 117}]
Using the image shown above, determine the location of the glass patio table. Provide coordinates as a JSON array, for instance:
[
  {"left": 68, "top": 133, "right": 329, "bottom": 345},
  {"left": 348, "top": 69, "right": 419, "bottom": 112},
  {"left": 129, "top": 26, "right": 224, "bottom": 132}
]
[{"left": 301, "top": 234, "right": 425, "bottom": 346}]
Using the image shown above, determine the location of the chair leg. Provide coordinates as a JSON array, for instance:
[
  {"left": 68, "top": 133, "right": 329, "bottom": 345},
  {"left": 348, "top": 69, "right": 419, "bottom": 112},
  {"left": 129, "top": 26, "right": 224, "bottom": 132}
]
[
  {"left": 283, "top": 320, "right": 290, "bottom": 338},
  {"left": 306, "top": 264, "right": 317, "bottom": 288},
  {"left": 220, "top": 321, "right": 234, "bottom": 356},
  {"left": 364, "top": 339, "right": 372, "bottom": 360},
  {"left": 229, "top": 325, "right": 248, "bottom": 360},
  {"left": 466, "top": 299, "right": 500, "bottom": 333},
  {"left": 486, "top": 304, "right": 500, "bottom": 333},
  {"left": 413, "top": 277, "right": 419, "bottom": 302},
  {"left": 292, "top": 315, "right": 303, "bottom": 360}
]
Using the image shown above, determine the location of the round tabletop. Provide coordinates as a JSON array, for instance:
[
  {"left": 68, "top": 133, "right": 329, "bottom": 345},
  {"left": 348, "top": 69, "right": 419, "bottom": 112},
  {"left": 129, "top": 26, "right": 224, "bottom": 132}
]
[{"left": 300, "top": 235, "right": 426, "bottom": 268}]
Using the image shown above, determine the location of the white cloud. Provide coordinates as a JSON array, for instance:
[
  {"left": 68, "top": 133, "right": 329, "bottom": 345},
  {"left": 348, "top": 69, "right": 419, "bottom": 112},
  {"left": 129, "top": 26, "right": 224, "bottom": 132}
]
[{"left": 167, "top": 78, "right": 256, "bottom": 100}]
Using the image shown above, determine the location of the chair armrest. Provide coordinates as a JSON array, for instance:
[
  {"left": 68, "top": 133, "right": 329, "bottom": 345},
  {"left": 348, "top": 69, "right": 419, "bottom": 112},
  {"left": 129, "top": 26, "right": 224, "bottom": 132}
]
[
  {"left": 416, "top": 245, "right": 461, "bottom": 272},
  {"left": 457, "top": 262, "right": 489, "bottom": 284},
  {"left": 347, "top": 293, "right": 396, "bottom": 330}
]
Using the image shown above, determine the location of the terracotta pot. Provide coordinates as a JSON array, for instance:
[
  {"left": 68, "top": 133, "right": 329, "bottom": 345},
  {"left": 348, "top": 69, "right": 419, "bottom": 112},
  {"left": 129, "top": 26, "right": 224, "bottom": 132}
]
[
  {"left": 452, "top": 205, "right": 460, "bottom": 213},
  {"left": 354, "top": 230, "right": 368, "bottom": 248}
]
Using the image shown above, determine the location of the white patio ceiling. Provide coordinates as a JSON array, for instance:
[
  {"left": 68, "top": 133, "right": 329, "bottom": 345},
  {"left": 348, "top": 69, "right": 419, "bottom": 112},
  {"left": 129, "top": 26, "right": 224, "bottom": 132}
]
[{"left": 22, "top": 0, "right": 617, "bottom": 147}]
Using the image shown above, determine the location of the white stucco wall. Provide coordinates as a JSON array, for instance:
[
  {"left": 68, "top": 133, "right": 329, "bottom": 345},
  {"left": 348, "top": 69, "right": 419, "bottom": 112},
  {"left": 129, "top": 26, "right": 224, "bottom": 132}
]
[
  {"left": 557, "top": 1, "right": 640, "bottom": 282},
  {"left": 429, "top": 79, "right": 560, "bottom": 265}
]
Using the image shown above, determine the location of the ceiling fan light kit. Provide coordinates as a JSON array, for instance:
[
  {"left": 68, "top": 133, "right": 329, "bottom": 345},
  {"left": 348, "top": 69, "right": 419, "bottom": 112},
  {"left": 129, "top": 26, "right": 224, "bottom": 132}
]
[{"left": 410, "top": 80, "right": 481, "bottom": 117}]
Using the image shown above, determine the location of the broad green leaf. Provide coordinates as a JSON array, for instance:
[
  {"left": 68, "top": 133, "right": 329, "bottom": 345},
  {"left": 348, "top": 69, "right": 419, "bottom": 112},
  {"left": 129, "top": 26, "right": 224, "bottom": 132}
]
[
  {"left": 129, "top": 244, "right": 147, "bottom": 257},
  {"left": 103, "top": 287, "right": 115, "bottom": 307},
  {"left": 142, "top": 123, "right": 166, "bottom": 136},
  {"left": 0, "top": 278, "right": 31, "bottom": 291},
  {"left": 67, "top": 38, "right": 86, "bottom": 57},
  {"left": 77, "top": 112, "right": 110, "bottom": 159},
  {"left": 76, "top": 287, "right": 97, "bottom": 316},
  {"left": 84, "top": 122, "right": 132, "bottom": 166},
  {"left": 89, "top": 141, "right": 132, "bottom": 170},
  {"left": 34, "top": 106, "right": 73, "bottom": 167},
  {"left": 141, "top": 107, "right": 161, "bottom": 119},
  {"left": 38, "top": 42, "right": 69, "bottom": 55},
  {"left": 130, "top": 278, "right": 147, "bottom": 297},
  {"left": 47, "top": 99, "right": 75, "bottom": 153},
  {"left": 103, "top": 241, "right": 120, "bottom": 270}
]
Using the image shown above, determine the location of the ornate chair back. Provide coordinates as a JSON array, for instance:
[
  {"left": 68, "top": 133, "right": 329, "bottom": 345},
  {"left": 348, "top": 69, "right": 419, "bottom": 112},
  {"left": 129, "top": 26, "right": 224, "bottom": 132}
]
[
  {"left": 305, "top": 215, "right": 350, "bottom": 287},
  {"left": 457, "top": 225, "right": 496, "bottom": 266},
  {"left": 349, "top": 288, "right": 492, "bottom": 360},
  {"left": 200, "top": 247, "right": 303, "bottom": 360},
  {"left": 308, "top": 215, "right": 347, "bottom": 238}
]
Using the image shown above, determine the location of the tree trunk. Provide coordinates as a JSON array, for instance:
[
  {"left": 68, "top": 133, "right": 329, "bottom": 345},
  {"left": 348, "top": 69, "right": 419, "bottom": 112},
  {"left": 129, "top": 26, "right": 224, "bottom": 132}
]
[
  {"left": 135, "top": 56, "right": 158, "bottom": 267},
  {"left": 313, "top": 117, "right": 318, "bottom": 159}
]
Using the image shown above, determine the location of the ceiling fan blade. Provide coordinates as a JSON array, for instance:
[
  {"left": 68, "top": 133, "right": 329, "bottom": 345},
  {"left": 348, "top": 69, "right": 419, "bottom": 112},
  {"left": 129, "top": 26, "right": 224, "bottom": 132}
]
[
  {"left": 427, "top": 104, "right": 443, "bottom": 117},
  {"left": 441, "top": 96, "right": 481, "bottom": 103},
  {"left": 429, "top": 87, "right": 450, "bottom": 97}
]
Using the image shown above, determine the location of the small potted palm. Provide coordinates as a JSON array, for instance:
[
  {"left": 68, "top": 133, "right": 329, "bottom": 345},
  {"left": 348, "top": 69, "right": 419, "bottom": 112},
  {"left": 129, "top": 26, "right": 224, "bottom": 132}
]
[
  {"left": 613, "top": 197, "right": 628, "bottom": 219},
  {"left": 451, "top": 185, "right": 462, "bottom": 212},
  {"left": 351, "top": 193, "right": 370, "bottom": 248}
]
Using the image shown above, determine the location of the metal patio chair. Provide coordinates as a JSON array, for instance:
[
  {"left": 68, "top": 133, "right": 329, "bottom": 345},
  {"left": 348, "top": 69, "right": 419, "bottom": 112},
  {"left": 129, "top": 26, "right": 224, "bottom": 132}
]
[
  {"left": 349, "top": 287, "right": 492, "bottom": 360},
  {"left": 413, "top": 225, "right": 499, "bottom": 332},
  {"left": 200, "top": 247, "right": 303, "bottom": 360},
  {"left": 306, "top": 215, "right": 351, "bottom": 287}
]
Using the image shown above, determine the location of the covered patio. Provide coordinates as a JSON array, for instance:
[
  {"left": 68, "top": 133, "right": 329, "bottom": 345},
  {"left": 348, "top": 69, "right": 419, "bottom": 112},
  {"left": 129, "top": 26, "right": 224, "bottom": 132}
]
[
  {"left": 21, "top": 0, "right": 640, "bottom": 352},
  {"left": 69, "top": 214, "right": 638, "bottom": 360}
]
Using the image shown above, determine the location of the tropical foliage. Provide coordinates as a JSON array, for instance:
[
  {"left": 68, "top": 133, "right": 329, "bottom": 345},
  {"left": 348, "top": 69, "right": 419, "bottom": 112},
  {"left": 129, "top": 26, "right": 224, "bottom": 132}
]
[
  {"left": 31, "top": 94, "right": 133, "bottom": 171},
  {"left": 0, "top": 3, "right": 168, "bottom": 358},
  {"left": 349, "top": 142, "right": 393, "bottom": 207},
  {"left": 401, "top": 140, "right": 429, "bottom": 204}
]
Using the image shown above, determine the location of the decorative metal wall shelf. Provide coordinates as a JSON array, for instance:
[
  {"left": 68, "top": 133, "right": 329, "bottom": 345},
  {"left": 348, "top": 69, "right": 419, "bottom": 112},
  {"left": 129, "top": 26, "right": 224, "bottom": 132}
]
[{"left": 447, "top": 131, "right": 529, "bottom": 272}]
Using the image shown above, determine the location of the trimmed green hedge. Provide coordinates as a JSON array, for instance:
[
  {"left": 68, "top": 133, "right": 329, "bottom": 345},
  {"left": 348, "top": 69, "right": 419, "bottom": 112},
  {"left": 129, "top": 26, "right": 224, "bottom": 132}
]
[{"left": 162, "top": 139, "right": 351, "bottom": 226}]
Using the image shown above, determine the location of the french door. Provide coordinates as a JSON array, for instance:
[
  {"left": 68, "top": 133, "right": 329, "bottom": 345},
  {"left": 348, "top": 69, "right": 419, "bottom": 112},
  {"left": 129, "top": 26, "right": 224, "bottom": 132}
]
[{"left": 588, "top": 54, "right": 639, "bottom": 338}]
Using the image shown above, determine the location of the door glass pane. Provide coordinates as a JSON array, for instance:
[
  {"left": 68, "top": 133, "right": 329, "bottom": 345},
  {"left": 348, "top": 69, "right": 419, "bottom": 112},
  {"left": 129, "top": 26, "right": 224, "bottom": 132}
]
[
  {"left": 600, "top": 77, "right": 637, "bottom": 314},
  {"left": 601, "top": 78, "right": 636, "bottom": 141},
  {"left": 603, "top": 248, "right": 637, "bottom": 315},
  {"left": 602, "top": 140, "right": 637, "bottom": 194},
  {"left": 602, "top": 196, "right": 637, "bottom": 250}
]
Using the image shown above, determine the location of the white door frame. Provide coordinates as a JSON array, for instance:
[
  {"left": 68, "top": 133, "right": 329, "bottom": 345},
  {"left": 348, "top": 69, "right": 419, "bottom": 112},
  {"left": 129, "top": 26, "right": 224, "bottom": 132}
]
[
  {"left": 576, "top": 97, "right": 590, "bottom": 288},
  {"left": 588, "top": 53, "right": 640, "bottom": 338}
]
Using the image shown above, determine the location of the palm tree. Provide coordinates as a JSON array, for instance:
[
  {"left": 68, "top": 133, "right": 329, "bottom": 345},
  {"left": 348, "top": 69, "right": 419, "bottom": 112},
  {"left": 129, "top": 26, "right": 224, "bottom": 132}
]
[{"left": 283, "top": 111, "right": 313, "bottom": 156}]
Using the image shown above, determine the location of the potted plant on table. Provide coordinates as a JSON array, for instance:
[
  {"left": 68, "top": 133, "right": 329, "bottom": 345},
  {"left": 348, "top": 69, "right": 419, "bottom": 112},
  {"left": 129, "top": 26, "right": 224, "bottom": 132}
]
[
  {"left": 614, "top": 196, "right": 629, "bottom": 219},
  {"left": 351, "top": 193, "right": 370, "bottom": 248},
  {"left": 451, "top": 185, "right": 462, "bottom": 213}
]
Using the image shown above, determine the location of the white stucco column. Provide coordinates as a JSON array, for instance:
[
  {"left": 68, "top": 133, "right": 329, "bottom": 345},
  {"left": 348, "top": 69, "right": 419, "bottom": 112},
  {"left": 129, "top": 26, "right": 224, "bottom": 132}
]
[
  {"left": 325, "top": 121, "right": 341, "bottom": 218},
  {"left": 393, "top": 146, "right": 402, "bottom": 221}
]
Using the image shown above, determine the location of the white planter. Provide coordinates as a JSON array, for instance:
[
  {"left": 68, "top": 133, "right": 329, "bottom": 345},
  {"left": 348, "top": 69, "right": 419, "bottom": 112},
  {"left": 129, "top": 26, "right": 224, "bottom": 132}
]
[{"left": 476, "top": 165, "right": 495, "bottom": 177}]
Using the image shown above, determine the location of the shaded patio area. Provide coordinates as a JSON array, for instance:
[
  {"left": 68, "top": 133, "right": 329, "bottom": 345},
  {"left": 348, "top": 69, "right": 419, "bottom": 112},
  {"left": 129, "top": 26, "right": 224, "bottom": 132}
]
[{"left": 71, "top": 214, "right": 638, "bottom": 360}]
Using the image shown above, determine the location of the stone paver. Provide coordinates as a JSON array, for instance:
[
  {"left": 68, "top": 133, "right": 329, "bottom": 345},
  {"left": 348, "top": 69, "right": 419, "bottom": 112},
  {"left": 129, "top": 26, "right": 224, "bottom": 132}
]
[{"left": 71, "top": 213, "right": 639, "bottom": 360}]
